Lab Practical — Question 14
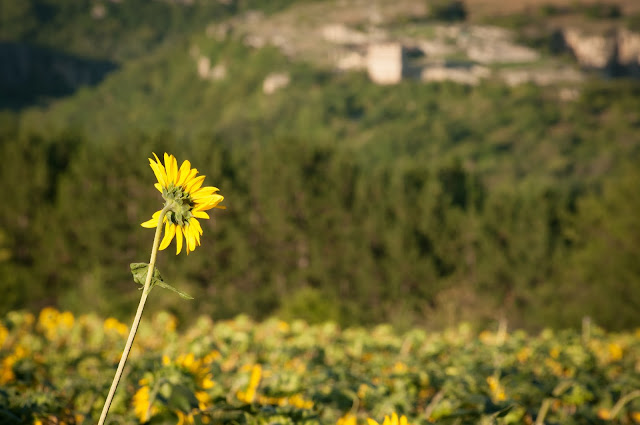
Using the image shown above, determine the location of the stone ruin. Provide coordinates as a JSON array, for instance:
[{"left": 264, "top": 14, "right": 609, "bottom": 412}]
[
  {"left": 562, "top": 27, "right": 640, "bottom": 76},
  {"left": 366, "top": 43, "right": 406, "bottom": 85}
]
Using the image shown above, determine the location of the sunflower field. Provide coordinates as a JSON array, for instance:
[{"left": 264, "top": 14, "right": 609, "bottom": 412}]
[{"left": 1, "top": 307, "right": 640, "bottom": 424}]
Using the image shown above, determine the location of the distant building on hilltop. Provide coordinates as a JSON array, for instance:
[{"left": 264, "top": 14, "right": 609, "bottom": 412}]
[{"left": 366, "top": 43, "right": 406, "bottom": 85}]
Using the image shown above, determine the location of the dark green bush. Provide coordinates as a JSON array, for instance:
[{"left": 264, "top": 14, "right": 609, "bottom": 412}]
[{"left": 428, "top": 0, "right": 467, "bottom": 22}]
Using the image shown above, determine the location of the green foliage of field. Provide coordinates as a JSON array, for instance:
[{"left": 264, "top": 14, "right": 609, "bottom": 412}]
[{"left": 1, "top": 308, "right": 640, "bottom": 424}]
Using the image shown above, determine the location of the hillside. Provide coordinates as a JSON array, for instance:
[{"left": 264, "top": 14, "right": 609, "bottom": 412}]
[{"left": 1, "top": 0, "right": 639, "bottom": 331}]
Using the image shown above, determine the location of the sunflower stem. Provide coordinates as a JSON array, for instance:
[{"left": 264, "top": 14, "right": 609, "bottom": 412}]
[{"left": 97, "top": 204, "right": 171, "bottom": 425}]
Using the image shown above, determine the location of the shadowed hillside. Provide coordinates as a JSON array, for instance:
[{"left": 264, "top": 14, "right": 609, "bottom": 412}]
[{"left": 0, "top": 42, "right": 117, "bottom": 109}]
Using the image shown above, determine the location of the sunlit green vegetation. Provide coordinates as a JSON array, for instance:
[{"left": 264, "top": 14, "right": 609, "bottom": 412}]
[
  {"left": 2, "top": 308, "right": 639, "bottom": 424},
  {"left": 3, "top": 52, "right": 640, "bottom": 330}
]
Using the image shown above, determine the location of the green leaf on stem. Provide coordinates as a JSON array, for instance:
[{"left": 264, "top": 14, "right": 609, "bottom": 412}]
[{"left": 130, "top": 262, "right": 194, "bottom": 300}]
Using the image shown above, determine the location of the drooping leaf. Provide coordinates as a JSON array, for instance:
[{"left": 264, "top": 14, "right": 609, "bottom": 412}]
[{"left": 130, "top": 263, "right": 194, "bottom": 299}]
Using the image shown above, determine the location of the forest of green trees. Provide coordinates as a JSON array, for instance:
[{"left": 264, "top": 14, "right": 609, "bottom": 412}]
[{"left": 1, "top": 0, "right": 639, "bottom": 332}]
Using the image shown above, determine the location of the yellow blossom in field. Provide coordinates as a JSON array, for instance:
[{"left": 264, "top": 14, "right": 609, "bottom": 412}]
[
  {"left": 486, "top": 376, "right": 507, "bottom": 402},
  {"left": 177, "top": 353, "right": 197, "bottom": 370},
  {"left": 597, "top": 408, "right": 611, "bottom": 420},
  {"left": 176, "top": 410, "right": 195, "bottom": 425},
  {"left": 165, "top": 315, "right": 178, "bottom": 332},
  {"left": 37, "top": 308, "right": 74, "bottom": 340},
  {"left": 237, "top": 364, "right": 262, "bottom": 403},
  {"left": 287, "top": 394, "right": 314, "bottom": 409},
  {"left": 608, "top": 342, "right": 623, "bottom": 361},
  {"left": 249, "top": 392, "right": 313, "bottom": 409},
  {"left": 337, "top": 413, "right": 358, "bottom": 425},
  {"left": 631, "top": 411, "right": 640, "bottom": 423},
  {"left": 21, "top": 312, "right": 34, "bottom": 327},
  {"left": 278, "top": 320, "right": 290, "bottom": 332},
  {"left": 284, "top": 357, "right": 307, "bottom": 373},
  {"left": 34, "top": 415, "right": 80, "bottom": 425},
  {"left": 545, "top": 358, "right": 565, "bottom": 377},
  {"left": 174, "top": 391, "right": 212, "bottom": 425},
  {"left": 517, "top": 347, "right": 531, "bottom": 363},
  {"left": 196, "top": 391, "right": 211, "bottom": 409},
  {"left": 58, "top": 311, "right": 74, "bottom": 329},
  {"left": 393, "top": 361, "right": 408, "bottom": 373},
  {"left": 1, "top": 353, "right": 18, "bottom": 383},
  {"left": 38, "top": 307, "right": 59, "bottom": 339},
  {"left": 367, "top": 412, "right": 412, "bottom": 425},
  {"left": 141, "top": 153, "right": 224, "bottom": 255},
  {"left": 357, "top": 383, "right": 369, "bottom": 399},
  {"left": 0, "top": 323, "right": 8, "bottom": 348},
  {"left": 170, "top": 353, "right": 215, "bottom": 390},
  {"left": 479, "top": 330, "right": 494, "bottom": 344},
  {"left": 133, "top": 384, "right": 158, "bottom": 422},
  {"left": 203, "top": 349, "right": 221, "bottom": 364},
  {"left": 361, "top": 353, "right": 373, "bottom": 362},
  {"left": 103, "top": 317, "right": 128, "bottom": 338}
]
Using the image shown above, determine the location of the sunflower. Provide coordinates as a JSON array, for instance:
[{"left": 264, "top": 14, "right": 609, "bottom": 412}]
[
  {"left": 141, "top": 153, "right": 224, "bottom": 255},
  {"left": 367, "top": 413, "right": 412, "bottom": 425}
]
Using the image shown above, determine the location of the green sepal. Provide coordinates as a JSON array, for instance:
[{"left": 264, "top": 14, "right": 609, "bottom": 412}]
[{"left": 130, "top": 263, "right": 194, "bottom": 300}]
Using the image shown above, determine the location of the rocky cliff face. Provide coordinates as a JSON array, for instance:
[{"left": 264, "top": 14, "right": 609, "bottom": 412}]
[
  {"left": 0, "top": 42, "right": 117, "bottom": 109},
  {"left": 205, "top": 4, "right": 640, "bottom": 87},
  {"left": 617, "top": 29, "right": 640, "bottom": 75},
  {"left": 562, "top": 27, "right": 640, "bottom": 76}
]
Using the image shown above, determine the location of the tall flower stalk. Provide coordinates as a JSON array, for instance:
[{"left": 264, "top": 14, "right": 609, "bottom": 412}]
[{"left": 97, "top": 153, "right": 224, "bottom": 425}]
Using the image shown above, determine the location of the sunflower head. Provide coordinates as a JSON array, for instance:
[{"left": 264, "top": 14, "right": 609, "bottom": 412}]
[{"left": 141, "top": 153, "right": 224, "bottom": 255}]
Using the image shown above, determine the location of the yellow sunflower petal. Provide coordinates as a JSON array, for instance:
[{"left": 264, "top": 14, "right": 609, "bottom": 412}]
[
  {"left": 188, "top": 219, "right": 202, "bottom": 246},
  {"left": 191, "top": 186, "right": 219, "bottom": 199},
  {"left": 170, "top": 155, "right": 179, "bottom": 185},
  {"left": 180, "top": 168, "right": 198, "bottom": 189},
  {"left": 141, "top": 210, "right": 162, "bottom": 228},
  {"left": 149, "top": 160, "right": 166, "bottom": 189},
  {"left": 184, "top": 227, "right": 192, "bottom": 255},
  {"left": 193, "top": 210, "right": 210, "bottom": 219},
  {"left": 163, "top": 153, "right": 177, "bottom": 186},
  {"left": 154, "top": 182, "right": 163, "bottom": 193},
  {"left": 184, "top": 175, "right": 206, "bottom": 193},
  {"left": 159, "top": 222, "right": 176, "bottom": 251},
  {"left": 186, "top": 226, "right": 197, "bottom": 254},
  {"left": 190, "top": 218, "right": 203, "bottom": 236},
  {"left": 177, "top": 160, "right": 192, "bottom": 187},
  {"left": 196, "top": 194, "right": 224, "bottom": 211},
  {"left": 151, "top": 153, "right": 167, "bottom": 185},
  {"left": 175, "top": 225, "right": 183, "bottom": 255}
]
